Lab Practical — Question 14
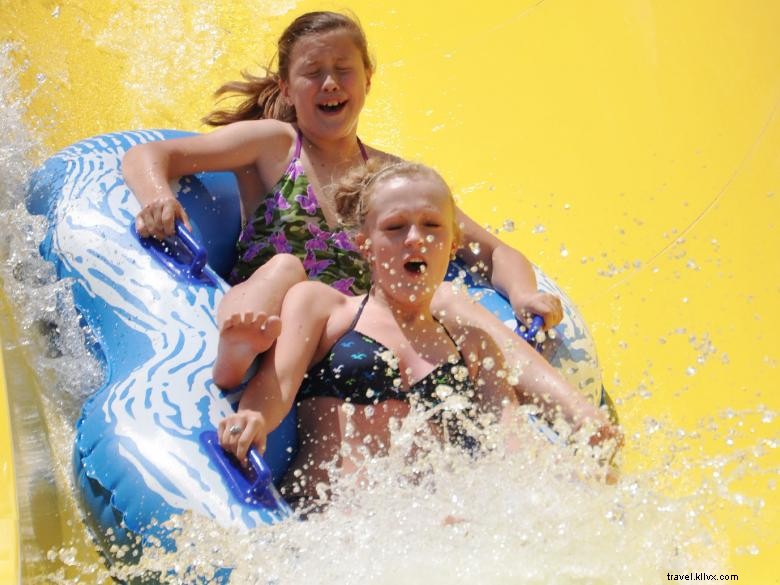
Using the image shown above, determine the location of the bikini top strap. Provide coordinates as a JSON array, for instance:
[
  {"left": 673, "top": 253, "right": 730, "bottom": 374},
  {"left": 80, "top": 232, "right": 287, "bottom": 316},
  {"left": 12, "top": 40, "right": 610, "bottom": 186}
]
[
  {"left": 357, "top": 137, "right": 369, "bottom": 162},
  {"left": 347, "top": 294, "right": 371, "bottom": 331},
  {"left": 293, "top": 127, "right": 303, "bottom": 159},
  {"left": 434, "top": 316, "right": 466, "bottom": 362}
]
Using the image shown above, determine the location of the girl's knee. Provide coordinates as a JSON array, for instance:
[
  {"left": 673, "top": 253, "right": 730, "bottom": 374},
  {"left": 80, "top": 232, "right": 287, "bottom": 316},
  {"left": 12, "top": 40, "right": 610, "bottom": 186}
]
[{"left": 268, "top": 253, "right": 306, "bottom": 282}]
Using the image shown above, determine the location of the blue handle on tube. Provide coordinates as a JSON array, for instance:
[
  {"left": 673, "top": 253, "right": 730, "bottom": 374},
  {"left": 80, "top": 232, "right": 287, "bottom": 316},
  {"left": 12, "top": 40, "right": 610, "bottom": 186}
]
[
  {"left": 173, "top": 222, "right": 207, "bottom": 277},
  {"left": 516, "top": 314, "right": 546, "bottom": 348},
  {"left": 199, "top": 430, "right": 284, "bottom": 510},
  {"left": 133, "top": 220, "right": 211, "bottom": 283}
]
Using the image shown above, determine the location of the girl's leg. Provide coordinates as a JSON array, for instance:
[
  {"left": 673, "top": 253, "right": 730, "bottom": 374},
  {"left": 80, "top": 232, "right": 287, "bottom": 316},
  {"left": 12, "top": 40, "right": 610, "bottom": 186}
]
[{"left": 213, "top": 253, "right": 306, "bottom": 389}]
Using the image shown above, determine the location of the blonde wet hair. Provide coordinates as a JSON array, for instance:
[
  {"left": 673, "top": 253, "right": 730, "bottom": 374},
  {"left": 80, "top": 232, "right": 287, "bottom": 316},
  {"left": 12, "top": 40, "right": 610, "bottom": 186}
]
[{"left": 333, "top": 159, "right": 461, "bottom": 246}]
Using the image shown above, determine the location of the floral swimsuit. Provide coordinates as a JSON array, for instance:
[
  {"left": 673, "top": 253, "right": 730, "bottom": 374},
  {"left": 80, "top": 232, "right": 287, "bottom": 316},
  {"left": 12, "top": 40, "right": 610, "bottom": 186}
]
[{"left": 229, "top": 128, "right": 371, "bottom": 295}]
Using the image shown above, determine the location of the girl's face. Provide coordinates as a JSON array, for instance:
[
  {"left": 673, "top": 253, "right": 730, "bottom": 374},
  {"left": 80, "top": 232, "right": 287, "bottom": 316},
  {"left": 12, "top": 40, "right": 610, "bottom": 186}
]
[
  {"left": 281, "top": 29, "right": 371, "bottom": 140},
  {"left": 357, "top": 175, "right": 457, "bottom": 308}
]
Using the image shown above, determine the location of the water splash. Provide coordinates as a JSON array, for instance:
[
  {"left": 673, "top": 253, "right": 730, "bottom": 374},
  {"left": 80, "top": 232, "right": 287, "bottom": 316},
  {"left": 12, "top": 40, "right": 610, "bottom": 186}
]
[
  {"left": 0, "top": 43, "right": 102, "bottom": 416},
  {"left": 58, "top": 410, "right": 733, "bottom": 584}
]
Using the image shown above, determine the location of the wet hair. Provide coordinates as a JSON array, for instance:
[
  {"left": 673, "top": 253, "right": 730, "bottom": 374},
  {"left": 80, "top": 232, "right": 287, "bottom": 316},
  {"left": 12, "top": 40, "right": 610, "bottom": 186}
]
[
  {"left": 203, "top": 11, "right": 374, "bottom": 126},
  {"left": 333, "top": 160, "right": 460, "bottom": 244}
]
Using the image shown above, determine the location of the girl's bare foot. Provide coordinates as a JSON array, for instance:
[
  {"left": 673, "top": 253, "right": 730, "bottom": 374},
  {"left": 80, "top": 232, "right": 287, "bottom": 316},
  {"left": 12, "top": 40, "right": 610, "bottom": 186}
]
[
  {"left": 213, "top": 311, "right": 282, "bottom": 389},
  {"left": 211, "top": 254, "right": 306, "bottom": 389}
]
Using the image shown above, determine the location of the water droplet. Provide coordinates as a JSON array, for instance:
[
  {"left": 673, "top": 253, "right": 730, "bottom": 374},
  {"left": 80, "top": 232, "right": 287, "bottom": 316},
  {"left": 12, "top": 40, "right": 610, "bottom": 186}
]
[
  {"left": 468, "top": 241, "right": 480, "bottom": 255},
  {"left": 560, "top": 244, "right": 569, "bottom": 258},
  {"left": 532, "top": 224, "right": 546, "bottom": 234},
  {"left": 435, "top": 384, "right": 453, "bottom": 400},
  {"left": 502, "top": 219, "right": 515, "bottom": 232}
]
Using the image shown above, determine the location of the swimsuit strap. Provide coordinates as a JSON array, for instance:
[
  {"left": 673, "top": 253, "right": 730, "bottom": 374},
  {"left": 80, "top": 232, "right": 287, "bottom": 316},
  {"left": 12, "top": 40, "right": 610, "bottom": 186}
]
[
  {"left": 352, "top": 295, "right": 466, "bottom": 365},
  {"left": 293, "top": 127, "right": 304, "bottom": 159},
  {"left": 346, "top": 294, "right": 371, "bottom": 332},
  {"left": 433, "top": 315, "right": 466, "bottom": 362},
  {"left": 357, "top": 137, "right": 369, "bottom": 162}
]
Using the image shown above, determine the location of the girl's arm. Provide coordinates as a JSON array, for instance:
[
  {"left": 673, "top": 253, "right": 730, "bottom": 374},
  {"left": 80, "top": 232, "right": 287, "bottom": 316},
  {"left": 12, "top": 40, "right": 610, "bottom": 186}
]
[
  {"left": 436, "top": 284, "right": 619, "bottom": 443},
  {"left": 455, "top": 209, "right": 563, "bottom": 329},
  {"left": 218, "top": 281, "right": 339, "bottom": 461},
  {"left": 122, "top": 119, "right": 293, "bottom": 238}
]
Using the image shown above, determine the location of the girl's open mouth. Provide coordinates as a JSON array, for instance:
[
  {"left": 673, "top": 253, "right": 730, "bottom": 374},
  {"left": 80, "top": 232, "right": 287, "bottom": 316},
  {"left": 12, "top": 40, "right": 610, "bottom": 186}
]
[
  {"left": 403, "top": 260, "right": 427, "bottom": 274},
  {"left": 318, "top": 100, "right": 347, "bottom": 113}
]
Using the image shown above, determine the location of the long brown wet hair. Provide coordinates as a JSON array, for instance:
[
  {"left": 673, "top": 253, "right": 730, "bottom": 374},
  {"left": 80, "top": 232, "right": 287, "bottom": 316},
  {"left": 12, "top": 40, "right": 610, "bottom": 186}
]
[{"left": 202, "top": 11, "right": 374, "bottom": 126}]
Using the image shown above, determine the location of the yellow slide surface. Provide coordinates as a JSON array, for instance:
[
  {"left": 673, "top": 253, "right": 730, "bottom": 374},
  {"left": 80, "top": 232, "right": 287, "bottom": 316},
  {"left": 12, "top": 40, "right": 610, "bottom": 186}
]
[{"left": 1, "top": 1, "right": 778, "bottom": 582}]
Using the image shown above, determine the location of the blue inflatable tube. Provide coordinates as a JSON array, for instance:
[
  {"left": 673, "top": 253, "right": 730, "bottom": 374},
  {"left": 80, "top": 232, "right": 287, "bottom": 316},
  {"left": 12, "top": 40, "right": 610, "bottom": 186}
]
[
  {"left": 26, "top": 130, "right": 609, "bottom": 567},
  {"left": 27, "top": 130, "right": 297, "bottom": 561}
]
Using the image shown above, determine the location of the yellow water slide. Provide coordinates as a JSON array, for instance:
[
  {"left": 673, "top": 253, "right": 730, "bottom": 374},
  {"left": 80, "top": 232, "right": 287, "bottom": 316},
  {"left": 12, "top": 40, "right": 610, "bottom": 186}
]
[{"left": 1, "top": 1, "right": 778, "bottom": 583}]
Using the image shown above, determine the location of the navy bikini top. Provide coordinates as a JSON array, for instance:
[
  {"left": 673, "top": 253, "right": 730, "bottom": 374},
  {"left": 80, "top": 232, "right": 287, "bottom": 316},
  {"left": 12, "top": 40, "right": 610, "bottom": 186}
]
[{"left": 297, "top": 295, "right": 475, "bottom": 407}]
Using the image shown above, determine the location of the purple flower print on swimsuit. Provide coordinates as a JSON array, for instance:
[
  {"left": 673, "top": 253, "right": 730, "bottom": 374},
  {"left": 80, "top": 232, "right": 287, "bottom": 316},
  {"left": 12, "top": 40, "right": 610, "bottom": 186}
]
[
  {"left": 264, "top": 190, "right": 291, "bottom": 225},
  {"left": 241, "top": 242, "right": 264, "bottom": 263},
  {"left": 269, "top": 231, "right": 292, "bottom": 254},
  {"left": 303, "top": 252, "right": 333, "bottom": 278},
  {"left": 331, "top": 278, "right": 356, "bottom": 295},
  {"left": 331, "top": 230, "right": 358, "bottom": 252},
  {"left": 295, "top": 184, "right": 319, "bottom": 215},
  {"left": 287, "top": 160, "right": 303, "bottom": 182},
  {"left": 305, "top": 223, "right": 331, "bottom": 253},
  {"left": 238, "top": 220, "right": 256, "bottom": 244}
]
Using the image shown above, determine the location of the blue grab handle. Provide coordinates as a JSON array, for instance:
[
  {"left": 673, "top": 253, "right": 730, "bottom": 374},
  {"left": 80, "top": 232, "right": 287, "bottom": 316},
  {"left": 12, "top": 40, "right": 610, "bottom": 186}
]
[
  {"left": 132, "top": 220, "right": 210, "bottom": 282},
  {"left": 516, "top": 314, "right": 546, "bottom": 345},
  {"left": 174, "top": 222, "right": 207, "bottom": 277},
  {"left": 199, "top": 430, "right": 284, "bottom": 509}
]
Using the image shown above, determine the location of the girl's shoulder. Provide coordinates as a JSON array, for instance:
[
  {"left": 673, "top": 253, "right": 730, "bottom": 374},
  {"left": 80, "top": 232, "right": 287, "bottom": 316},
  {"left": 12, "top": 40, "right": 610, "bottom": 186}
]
[
  {"left": 433, "top": 282, "right": 494, "bottom": 349},
  {"left": 283, "top": 281, "right": 362, "bottom": 341},
  {"left": 216, "top": 118, "right": 296, "bottom": 146}
]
